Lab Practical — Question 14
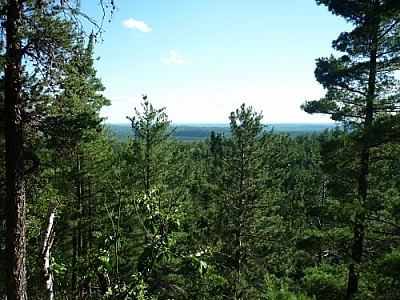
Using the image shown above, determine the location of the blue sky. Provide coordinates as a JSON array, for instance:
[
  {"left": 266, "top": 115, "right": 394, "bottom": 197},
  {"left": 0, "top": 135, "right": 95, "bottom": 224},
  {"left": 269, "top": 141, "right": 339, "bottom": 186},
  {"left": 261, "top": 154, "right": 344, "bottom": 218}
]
[{"left": 86, "top": 0, "right": 351, "bottom": 124}]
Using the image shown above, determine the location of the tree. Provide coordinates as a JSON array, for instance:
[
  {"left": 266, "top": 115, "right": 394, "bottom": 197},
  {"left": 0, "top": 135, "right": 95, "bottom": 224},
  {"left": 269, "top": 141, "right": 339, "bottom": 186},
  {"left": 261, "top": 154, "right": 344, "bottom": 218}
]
[
  {"left": 38, "top": 34, "right": 112, "bottom": 297},
  {"left": 227, "top": 104, "right": 268, "bottom": 297},
  {"left": 209, "top": 104, "right": 291, "bottom": 299},
  {"left": 123, "top": 97, "right": 192, "bottom": 297},
  {"left": 126, "top": 95, "right": 174, "bottom": 194},
  {"left": 301, "top": 1, "right": 400, "bottom": 298},
  {"left": 0, "top": 1, "right": 114, "bottom": 298}
]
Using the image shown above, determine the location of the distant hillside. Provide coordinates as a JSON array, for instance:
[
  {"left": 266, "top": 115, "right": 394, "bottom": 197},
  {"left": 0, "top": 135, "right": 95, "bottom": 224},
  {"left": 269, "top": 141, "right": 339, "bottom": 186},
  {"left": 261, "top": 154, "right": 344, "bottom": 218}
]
[
  {"left": 267, "top": 123, "right": 339, "bottom": 137},
  {"left": 107, "top": 123, "right": 339, "bottom": 142}
]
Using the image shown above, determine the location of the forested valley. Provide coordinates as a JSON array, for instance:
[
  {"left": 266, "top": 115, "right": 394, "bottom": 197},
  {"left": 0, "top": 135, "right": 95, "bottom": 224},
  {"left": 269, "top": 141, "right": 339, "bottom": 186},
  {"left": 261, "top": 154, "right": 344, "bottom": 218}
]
[{"left": 1, "top": 0, "right": 400, "bottom": 299}]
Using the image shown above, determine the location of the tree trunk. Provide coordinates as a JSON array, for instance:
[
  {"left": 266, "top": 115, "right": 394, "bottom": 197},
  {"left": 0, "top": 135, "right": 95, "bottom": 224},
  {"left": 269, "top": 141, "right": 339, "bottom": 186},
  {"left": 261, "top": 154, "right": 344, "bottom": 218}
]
[
  {"left": 72, "top": 154, "right": 83, "bottom": 297},
  {"left": 346, "top": 9, "right": 378, "bottom": 297},
  {"left": 346, "top": 149, "right": 368, "bottom": 299},
  {"left": 97, "top": 272, "right": 111, "bottom": 294},
  {"left": 39, "top": 200, "right": 58, "bottom": 300},
  {"left": 234, "top": 213, "right": 243, "bottom": 300},
  {"left": 234, "top": 143, "right": 245, "bottom": 300},
  {"left": 4, "top": 0, "right": 28, "bottom": 299}
]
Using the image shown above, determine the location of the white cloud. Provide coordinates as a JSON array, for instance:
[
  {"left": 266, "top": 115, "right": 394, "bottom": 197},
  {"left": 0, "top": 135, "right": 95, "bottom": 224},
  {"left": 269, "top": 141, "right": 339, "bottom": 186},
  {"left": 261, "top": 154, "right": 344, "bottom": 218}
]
[
  {"left": 123, "top": 18, "right": 151, "bottom": 33},
  {"left": 161, "top": 51, "right": 186, "bottom": 65}
]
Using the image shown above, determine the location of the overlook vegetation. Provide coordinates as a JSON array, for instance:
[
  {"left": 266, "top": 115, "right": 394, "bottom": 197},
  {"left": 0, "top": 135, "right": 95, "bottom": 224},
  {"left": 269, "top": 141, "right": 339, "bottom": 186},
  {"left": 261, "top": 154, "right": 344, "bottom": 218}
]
[{"left": 1, "top": 0, "right": 400, "bottom": 299}]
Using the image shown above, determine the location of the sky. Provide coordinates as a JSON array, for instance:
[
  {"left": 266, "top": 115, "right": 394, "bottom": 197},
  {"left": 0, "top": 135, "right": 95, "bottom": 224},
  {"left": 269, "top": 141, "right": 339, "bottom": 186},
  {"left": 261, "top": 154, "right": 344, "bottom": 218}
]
[{"left": 84, "top": 0, "right": 352, "bottom": 124}]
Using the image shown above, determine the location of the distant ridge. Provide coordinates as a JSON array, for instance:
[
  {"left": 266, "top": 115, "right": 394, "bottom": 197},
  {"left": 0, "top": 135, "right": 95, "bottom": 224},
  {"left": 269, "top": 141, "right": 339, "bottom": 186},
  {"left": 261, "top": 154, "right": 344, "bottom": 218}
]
[
  {"left": 171, "top": 123, "right": 229, "bottom": 127},
  {"left": 107, "top": 123, "right": 339, "bottom": 142}
]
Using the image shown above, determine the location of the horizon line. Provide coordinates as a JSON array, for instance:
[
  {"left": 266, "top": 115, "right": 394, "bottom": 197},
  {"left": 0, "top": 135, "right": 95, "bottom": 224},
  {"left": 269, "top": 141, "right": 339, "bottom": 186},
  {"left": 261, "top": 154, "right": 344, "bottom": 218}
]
[{"left": 105, "top": 122, "right": 338, "bottom": 125}]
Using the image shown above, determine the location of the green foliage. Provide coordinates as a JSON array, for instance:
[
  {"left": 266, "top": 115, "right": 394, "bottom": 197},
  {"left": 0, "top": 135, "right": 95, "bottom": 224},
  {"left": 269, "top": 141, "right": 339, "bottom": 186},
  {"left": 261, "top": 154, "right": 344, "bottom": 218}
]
[
  {"left": 301, "top": 1, "right": 400, "bottom": 298},
  {"left": 125, "top": 95, "right": 176, "bottom": 194},
  {"left": 28, "top": 32, "right": 115, "bottom": 298},
  {"left": 263, "top": 274, "right": 314, "bottom": 300},
  {"left": 3, "top": 1, "right": 400, "bottom": 299},
  {"left": 134, "top": 190, "right": 179, "bottom": 276},
  {"left": 302, "top": 264, "right": 348, "bottom": 300}
]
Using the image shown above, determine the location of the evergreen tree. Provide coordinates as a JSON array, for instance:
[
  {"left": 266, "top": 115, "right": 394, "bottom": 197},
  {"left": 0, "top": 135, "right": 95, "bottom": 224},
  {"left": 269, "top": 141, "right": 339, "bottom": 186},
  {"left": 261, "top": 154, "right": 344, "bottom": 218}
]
[
  {"left": 125, "top": 95, "right": 174, "bottom": 194},
  {"left": 302, "top": 1, "right": 400, "bottom": 298},
  {"left": 38, "top": 34, "right": 112, "bottom": 298},
  {"left": 210, "top": 104, "right": 291, "bottom": 299},
  {"left": 0, "top": 1, "right": 114, "bottom": 297},
  {"left": 121, "top": 97, "right": 194, "bottom": 297}
]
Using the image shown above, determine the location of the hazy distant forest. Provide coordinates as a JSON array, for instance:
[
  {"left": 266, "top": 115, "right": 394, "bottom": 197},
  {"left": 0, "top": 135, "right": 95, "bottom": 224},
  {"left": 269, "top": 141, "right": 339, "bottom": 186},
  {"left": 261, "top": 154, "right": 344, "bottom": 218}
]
[{"left": 1, "top": 1, "right": 400, "bottom": 299}]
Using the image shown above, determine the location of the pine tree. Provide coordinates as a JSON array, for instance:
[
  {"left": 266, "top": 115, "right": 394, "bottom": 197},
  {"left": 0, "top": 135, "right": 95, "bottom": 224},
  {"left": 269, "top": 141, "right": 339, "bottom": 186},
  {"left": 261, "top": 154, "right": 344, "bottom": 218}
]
[
  {"left": 125, "top": 95, "right": 174, "bottom": 194},
  {"left": 0, "top": 1, "right": 114, "bottom": 297},
  {"left": 210, "top": 104, "right": 290, "bottom": 299},
  {"left": 38, "top": 34, "right": 112, "bottom": 297},
  {"left": 122, "top": 97, "right": 191, "bottom": 297},
  {"left": 302, "top": 1, "right": 400, "bottom": 298}
]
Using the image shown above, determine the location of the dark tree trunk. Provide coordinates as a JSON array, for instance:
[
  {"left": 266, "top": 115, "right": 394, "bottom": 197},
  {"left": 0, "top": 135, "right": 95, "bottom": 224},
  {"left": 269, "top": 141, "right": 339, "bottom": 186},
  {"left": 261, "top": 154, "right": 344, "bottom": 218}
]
[
  {"left": 346, "top": 149, "right": 369, "bottom": 299},
  {"left": 346, "top": 10, "right": 378, "bottom": 296},
  {"left": 4, "top": 0, "right": 28, "bottom": 299},
  {"left": 234, "top": 143, "right": 245, "bottom": 300},
  {"left": 72, "top": 154, "right": 86, "bottom": 298},
  {"left": 317, "top": 180, "right": 326, "bottom": 266},
  {"left": 71, "top": 227, "right": 78, "bottom": 296}
]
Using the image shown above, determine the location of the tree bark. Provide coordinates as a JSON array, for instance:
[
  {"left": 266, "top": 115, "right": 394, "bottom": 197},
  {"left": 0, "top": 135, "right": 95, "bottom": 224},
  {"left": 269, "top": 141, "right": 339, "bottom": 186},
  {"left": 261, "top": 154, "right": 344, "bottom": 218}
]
[
  {"left": 346, "top": 4, "right": 378, "bottom": 297},
  {"left": 234, "top": 142, "right": 246, "bottom": 300},
  {"left": 4, "top": 0, "right": 28, "bottom": 299},
  {"left": 39, "top": 200, "right": 58, "bottom": 300}
]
